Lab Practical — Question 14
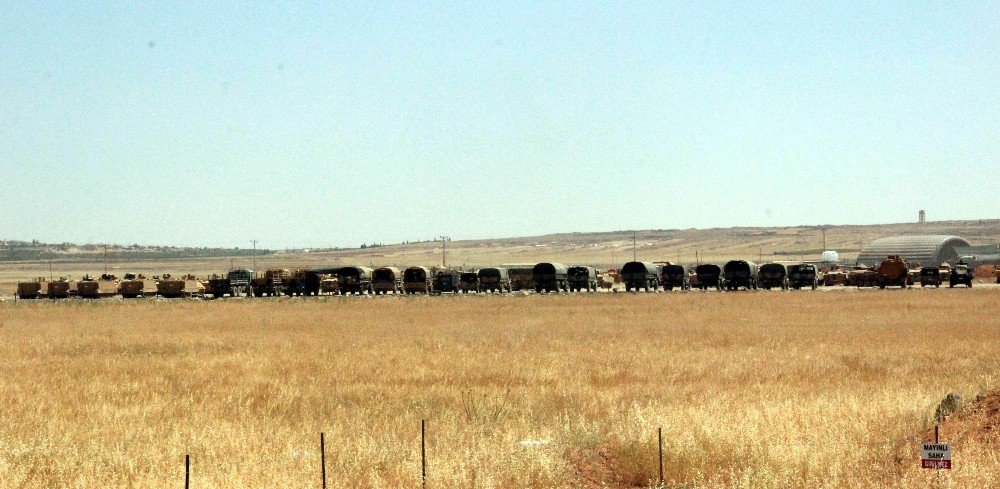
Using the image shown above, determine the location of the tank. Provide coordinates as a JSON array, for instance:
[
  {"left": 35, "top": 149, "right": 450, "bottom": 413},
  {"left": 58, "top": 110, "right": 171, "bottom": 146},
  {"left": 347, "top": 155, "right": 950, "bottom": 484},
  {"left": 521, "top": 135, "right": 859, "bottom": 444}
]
[
  {"left": 477, "top": 267, "right": 510, "bottom": 293},
  {"left": 949, "top": 261, "right": 973, "bottom": 288},
  {"left": 787, "top": 264, "right": 819, "bottom": 290},
  {"left": 403, "top": 266, "right": 433, "bottom": 294},
  {"left": 156, "top": 274, "right": 186, "bottom": 298},
  {"left": 337, "top": 266, "right": 373, "bottom": 295},
  {"left": 620, "top": 262, "right": 660, "bottom": 292},
  {"left": 660, "top": 264, "right": 690, "bottom": 291},
  {"left": 919, "top": 267, "right": 941, "bottom": 287},
  {"left": 47, "top": 279, "right": 71, "bottom": 299},
  {"left": 758, "top": 263, "right": 788, "bottom": 290},
  {"left": 695, "top": 264, "right": 724, "bottom": 290},
  {"left": 847, "top": 266, "right": 879, "bottom": 288},
  {"left": 77, "top": 276, "right": 101, "bottom": 299},
  {"left": 533, "top": 263, "right": 569, "bottom": 293},
  {"left": 432, "top": 269, "right": 461, "bottom": 294},
  {"left": 372, "top": 267, "right": 402, "bottom": 295},
  {"left": 567, "top": 266, "right": 598, "bottom": 292},
  {"left": 877, "top": 256, "right": 909, "bottom": 288},
  {"left": 723, "top": 260, "right": 759, "bottom": 290},
  {"left": 458, "top": 272, "right": 479, "bottom": 293}
]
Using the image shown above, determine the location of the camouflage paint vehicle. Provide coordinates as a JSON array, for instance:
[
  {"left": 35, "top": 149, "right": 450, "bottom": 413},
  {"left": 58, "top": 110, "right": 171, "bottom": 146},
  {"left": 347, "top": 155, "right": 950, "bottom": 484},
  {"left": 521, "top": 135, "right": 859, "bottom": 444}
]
[
  {"left": 403, "top": 266, "right": 433, "bottom": 294},
  {"left": 477, "top": 267, "right": 510, "bottom": 293},
  {"left": 757, "top": 263, "right": 788, "bottom": 290},
  {"left": 567, "top": 266, "right": 598, "bottom": 292},
  {"left": 533, "top": 263, "right": 569, "bottom": 293},
  {"left": 372, "top": 267, "right": 403, "bottom": 295}
]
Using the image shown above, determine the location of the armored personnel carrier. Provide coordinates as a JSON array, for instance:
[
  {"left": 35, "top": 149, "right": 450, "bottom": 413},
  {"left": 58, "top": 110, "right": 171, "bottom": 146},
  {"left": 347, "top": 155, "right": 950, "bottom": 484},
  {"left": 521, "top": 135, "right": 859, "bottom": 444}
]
[
  {"left": 119, "top": 273, "right": 145, "bottom": 298},
  {"left": 877, "top": 256, "right": 909, "bottom": 289}
]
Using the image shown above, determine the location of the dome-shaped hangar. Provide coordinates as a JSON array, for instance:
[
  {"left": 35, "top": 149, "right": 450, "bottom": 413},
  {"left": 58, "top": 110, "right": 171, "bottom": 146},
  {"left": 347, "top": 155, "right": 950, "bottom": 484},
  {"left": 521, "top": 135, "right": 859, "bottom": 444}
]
[{"left": 856, "top": 235, "right": 972, "bottom": 267}]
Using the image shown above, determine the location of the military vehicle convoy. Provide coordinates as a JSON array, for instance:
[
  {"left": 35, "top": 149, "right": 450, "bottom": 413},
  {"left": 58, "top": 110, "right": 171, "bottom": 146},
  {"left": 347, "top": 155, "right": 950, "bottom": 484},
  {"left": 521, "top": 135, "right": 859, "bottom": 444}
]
[
  {"left": 567, "top": 266, "right": 598, "bottom": 292},
  {"left": 757, "top": 263, "right": 788, "bottom": 290},
  {"left": 458, "top": 272, "right": 479, "bottom": 293},
  {"left": 477, "top": 267, "right": 511, "bottom": 293},
  {"left": 949, "top": 261, "right": 973, "bottom": 288},
  {"left": 338, "top": 266, "right": 373, "bottom": 295},
  {"left": 372, "top": 267, "right": 402, "bottom": 295},
  {"left": 659, "top": 264, "right": 690, "bottom": 291},
  {"left": 695, "top": 264, "right": 724, "bottom": 290},
  {"left": 723, "top": 260, "right": 758, "bottom": 290},
  {"left": 620, "top": 262, "right": 660, "bottom": 292},
  {"left": 877, "top": 256, "right": 909, "bottom": 289},
  {"left": 533, "top": 263, "right": 569, "bottom": 293},
  {"left": 403, "top": 266, "right": 433, "bottom": 294},
  {"left": 787, "top": 264, "right": 820, "bottom": 290}
]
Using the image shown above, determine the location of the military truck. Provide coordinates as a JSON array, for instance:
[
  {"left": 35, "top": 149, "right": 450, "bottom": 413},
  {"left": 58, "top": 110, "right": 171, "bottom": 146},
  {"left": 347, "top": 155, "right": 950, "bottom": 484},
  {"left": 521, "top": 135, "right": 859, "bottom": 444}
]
[
  {"left": 567, "top": 266, "right": 598, "bottom": 292},
  {"left": 919, "top": 267, "right": 942, "bottom": 287},
  {"left": 505, "top": 265, "right": 536, "bottom": 291},
  {"left": 47, "top": 279, "right": 71, "bottom": 299},
  {"left": 477, "top": 267, "right": 511, "bottom": 293},
  {"left": 250, "top": 268, "right": 289, "bottom": 297},
  {"left": 432, "top": 269, "right": 461, "bottom": 294},
  {"left": 156, "top": 274, "right": 187, "bottom": 298},
  {"left": 337, "top": 266, "right": 373, "bottom": 295},
  {"left": 660, "top": 264, "right": 690, "bottom": 291},
  {"left": 620, "top": 262, "right": 660, "bottom": 292},
  {"left": 119, "top": 273, "right": 145, "bottom": 298},
  {"left": 757, "top": 263, "right": 788, "bottom": 290},
  {"left": 723, "top": 260, "right": 758, "bottom": 290},
  {"left": 533, "top": 263, "right": 569, "bottom": 293},
  {"left": 787, "top": 264, "right": 820, "bottom": 290},
  {"left": 877, "top": 256, "right": 908, "bottom": 289},
  {"left": 458, "top": 272, "right": 479, "bottom": 293},
  {"left": 372, "top": 267, "right": 403, "bottom": 295},
  {"left": 695, "top": 264, "right": 724, "bottom": 290},
  {"left": 949, "top": 260, "right": 973, "bottom": 288},
  {"left": 403, "top": 266, "right": 433, "bottom": 294}
]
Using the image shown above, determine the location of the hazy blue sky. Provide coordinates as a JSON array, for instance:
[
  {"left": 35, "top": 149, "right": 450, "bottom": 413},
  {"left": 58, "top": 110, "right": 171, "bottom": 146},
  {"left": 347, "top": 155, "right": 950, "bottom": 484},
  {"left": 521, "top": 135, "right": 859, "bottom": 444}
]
[{"left": 2, "top": 2, "right": 997, "bottom": 248}]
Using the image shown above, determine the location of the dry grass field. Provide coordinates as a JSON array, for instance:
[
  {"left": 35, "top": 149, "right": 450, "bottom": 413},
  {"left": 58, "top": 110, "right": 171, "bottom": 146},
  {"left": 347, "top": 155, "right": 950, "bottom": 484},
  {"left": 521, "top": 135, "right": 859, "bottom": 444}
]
[{"left": 0, "top": 290, "right": 998, "bottom": 488}]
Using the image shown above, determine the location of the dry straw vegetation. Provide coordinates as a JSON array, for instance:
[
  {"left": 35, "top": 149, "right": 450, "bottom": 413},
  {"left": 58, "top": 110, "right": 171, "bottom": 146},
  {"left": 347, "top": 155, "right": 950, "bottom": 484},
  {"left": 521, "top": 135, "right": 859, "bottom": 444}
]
[{"left": 0, "top": 290, "right": 997, "bottom": 487}]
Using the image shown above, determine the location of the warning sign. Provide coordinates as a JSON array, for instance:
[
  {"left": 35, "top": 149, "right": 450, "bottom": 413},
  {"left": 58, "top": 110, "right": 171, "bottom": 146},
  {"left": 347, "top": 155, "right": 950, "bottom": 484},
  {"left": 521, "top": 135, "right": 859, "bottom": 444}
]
[{"left": 920, "top": 443, "right": 952, "bottom": 469}]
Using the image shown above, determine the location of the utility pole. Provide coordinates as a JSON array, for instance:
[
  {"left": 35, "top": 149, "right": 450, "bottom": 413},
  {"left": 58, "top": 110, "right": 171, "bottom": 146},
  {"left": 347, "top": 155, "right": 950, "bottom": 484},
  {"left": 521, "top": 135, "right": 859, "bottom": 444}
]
[
  {"left": 251, "top": 239, "right": 258, "bottom": 272},
  {"left": 103, "top": 244, "right": 108, "bottom": 275},
  {"left": 821, "top": 227, "right": 827, "bottom": 251},
  {"left": 632, "top": 230, "right": 637, "bottom": 262},
  {"left": 440, "top": 236, "right": 449, "bottom": 268}
]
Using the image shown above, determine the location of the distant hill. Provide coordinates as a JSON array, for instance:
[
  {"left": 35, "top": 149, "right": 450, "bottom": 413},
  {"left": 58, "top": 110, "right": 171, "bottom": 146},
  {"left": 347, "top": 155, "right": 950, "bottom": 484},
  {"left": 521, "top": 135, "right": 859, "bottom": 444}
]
[{"left": 0, "top": 240, "right": 276, "bottom": 263}]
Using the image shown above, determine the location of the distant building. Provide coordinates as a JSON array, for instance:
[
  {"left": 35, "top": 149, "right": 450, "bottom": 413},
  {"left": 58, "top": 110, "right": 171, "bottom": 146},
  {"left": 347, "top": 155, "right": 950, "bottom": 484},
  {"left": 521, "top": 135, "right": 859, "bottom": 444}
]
[{"left": 856, "top": 235, "right": 972, "bottom": 267}]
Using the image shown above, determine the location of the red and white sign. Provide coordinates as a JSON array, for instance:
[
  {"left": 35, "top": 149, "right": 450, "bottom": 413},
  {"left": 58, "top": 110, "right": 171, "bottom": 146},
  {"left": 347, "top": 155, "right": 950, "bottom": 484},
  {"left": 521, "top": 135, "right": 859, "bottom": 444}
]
[{"left": 921, "top": 443, "right": 952, "bottom": 469}]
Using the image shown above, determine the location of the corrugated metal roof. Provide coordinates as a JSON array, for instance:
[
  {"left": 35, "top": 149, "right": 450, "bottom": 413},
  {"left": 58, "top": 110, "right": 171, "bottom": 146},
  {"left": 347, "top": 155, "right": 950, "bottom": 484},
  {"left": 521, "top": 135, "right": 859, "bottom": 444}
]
[{"left": 855, "top": 235, "right": 971, "bottom": 267}]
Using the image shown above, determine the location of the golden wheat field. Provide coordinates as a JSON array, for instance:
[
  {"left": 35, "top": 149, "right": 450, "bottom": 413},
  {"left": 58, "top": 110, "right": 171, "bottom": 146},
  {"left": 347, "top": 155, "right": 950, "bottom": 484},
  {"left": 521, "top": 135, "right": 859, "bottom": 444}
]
[{"left": 0, "top": 290, "right": 997, "bottom": 488}]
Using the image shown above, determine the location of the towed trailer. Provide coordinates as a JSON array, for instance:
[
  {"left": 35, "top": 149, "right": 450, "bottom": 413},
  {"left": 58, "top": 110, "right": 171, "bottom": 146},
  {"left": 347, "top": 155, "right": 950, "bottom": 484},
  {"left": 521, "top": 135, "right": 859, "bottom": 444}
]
[
  {"left": 372, "top": 267, "right": 402, "bottom": 295},
  {"left": 567, "top": 266, "right": 598, "bottom": 292},
  {"left": 403, "top": 266, "right": 433, "bottom": 294},
  {"left": 758, "top": 263, "right": 787, "bottom": 290},
  {"left": 723, "top": 260, "right": 758, "bottom": 290},
  {"left": 477, "top": 267, "right": 510, "bottom": 293},
  {"left": 695, "top": 264, "right": 724, "bottom": 290},
  {"left": 338, "top": 266, "right": 373, "bottom": 295},
  {"left": 621, "top": 261, "right": 660, "bottom": 292},
  {"left": 660, "top": 264, "right": 690, "bottom": 291},
  {"left": 533, "top": 263, "right": 569, "bottom": 293}
]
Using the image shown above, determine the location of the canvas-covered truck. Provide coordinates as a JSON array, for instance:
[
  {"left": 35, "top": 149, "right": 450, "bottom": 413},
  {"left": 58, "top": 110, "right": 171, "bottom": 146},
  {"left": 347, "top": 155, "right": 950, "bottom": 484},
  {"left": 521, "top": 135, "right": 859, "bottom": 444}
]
[
  {"left": 533, "top": 263, "right": 569, "bottom": 293},
  {"left": 477, "top": 267, "right": 510, "bottom": 293},
  {"left": 337, "top": 266, "right": 373, "bottom": 295},
  {"left": 787, "top": 264, "right": 820, "bottom": 290},
  {"left": 757, "top": 263, "right": 788, "bottom": 290},
  {"left": 458, "top": 272, "right": 479, "bottom": 293},
  {"left": 505, "top": 264, "right": 536, "bottom": 291},
  {"left": 723, "top": 260, "right": 758, "bottom": 290},
  {"left": 695, "top": 264, "right": 724, "bottom": 290},
  {"left": 567, "top": 266, "right": 598, "bottom": 292},
  {"left": 949, "top": 260, "right": 973, "bottom": 288},
  {"left": 372, "top": 267, "right": 402, "bottom": 295},
  {"left": 877, "top": 256, "right": 909, "bottom": 289},
  {"left": 660, "top": 264, "right": 690, "bottom": 291},
  {"left": 403, "top": 266, "right": 433, "bottom": 294},
  {"left": 620, "top": 262, "right": 660, "bottom": 292},
  {"left": 433, "top": 269, "right": 461, "bottom": 294}
]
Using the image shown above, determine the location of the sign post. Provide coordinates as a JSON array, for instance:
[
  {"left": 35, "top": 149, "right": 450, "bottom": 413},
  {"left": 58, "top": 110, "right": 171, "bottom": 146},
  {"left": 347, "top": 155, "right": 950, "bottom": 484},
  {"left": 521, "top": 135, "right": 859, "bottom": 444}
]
[{"left": 921, "top": 427, "right": 952, "bottom": 470}]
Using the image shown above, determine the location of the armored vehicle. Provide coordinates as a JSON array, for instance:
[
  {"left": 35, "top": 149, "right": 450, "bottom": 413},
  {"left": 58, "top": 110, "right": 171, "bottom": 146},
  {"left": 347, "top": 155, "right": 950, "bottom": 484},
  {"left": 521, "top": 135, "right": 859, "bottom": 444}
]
[
  {"left": 757, "top": 263, "right": 788, "bottom": 290},
  {"left": 458, "top": 272, "right": 479, "bottom": 293},
  {"left": 47, "top": 279, "right": 71, "bottom": 299},
  {"left": 723, "top": 260, "right": 758, "bottom": 290},
  {"left": 403, "top": 266, "right": 433, "bottom": 294},
  {"left": 949, "top": 261, "right": 973, "bottom": 288},
  {"left": 787, "top": 264, "right": 820, "bottom": 290},
  {"left": 119, "top": 273, "right": 145, "bottom": 298},
  {"left": 505, "top": 265, "right": 536, "bottom": 291},
  {"left": 251, "top": 268, "right": 289, "bottom": 297},
  {"left": 567, "top": 266, "right": 598, "bottom": 292},
  {"left": 533, "top": 263, "right": 569, "bottom": 293},
  {"left": 660, "top": 264, "right": 690, "bottom": 291},
  {"left": 156, "top": 274, "right": 186, "bottom": 298},
  {"left": 477, "top": 267, "right": 510, "bottom": 293},
  {"left": 16, "top": 280, "right": 43, "bottom": 299},
  {"left": 372, "top": 267, "right": 403, "bottom": 295},
  {"left": 877, "top": 256, "right": 909, "bottom": 289},
  {"left": 337, "top": 266, "right": 373, "bottom": 295},
  {"left": 695, "top": 264, "right": 724, "bottom": 290},
  {"left": 77, "top": 275, "right": 101, "bottom": 299},
  {"left": 433, "top": 269, "right": 461, "bottom": 294},
  {"left": 620, "top": 262, "right": 660, "bottom": 292},
  {"left": 919, "top": 267, "right": 942, "bottom": 287},
  {"left": 846, "top": 266, "right": 879, "bottom": 287},
  {"left": 823, "top": 267, "right": 847, "bottom": 286}
]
